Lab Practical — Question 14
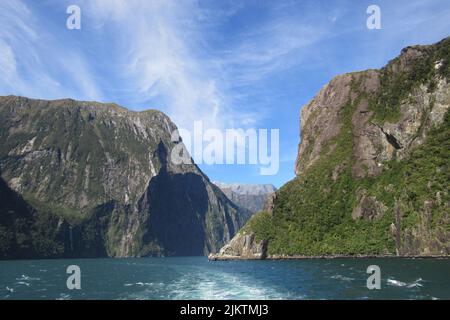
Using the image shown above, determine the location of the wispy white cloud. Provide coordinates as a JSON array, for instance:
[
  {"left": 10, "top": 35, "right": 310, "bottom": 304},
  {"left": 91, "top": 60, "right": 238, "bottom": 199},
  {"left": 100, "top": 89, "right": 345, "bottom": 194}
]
[
  {"left": 0, "top": 0, "right": 102, "bottom": 100},
  {"left": 83, "top": 0, "right": 234, "bottom": 132},
  {"left": 219, "top": 21, "right": 327, "bottom": 86},
  {"left": 0, "top": 39, "right": 18, "bottom": 84},
  {"left": 80, "top": 0, "right": 329, "bottom": 132}
]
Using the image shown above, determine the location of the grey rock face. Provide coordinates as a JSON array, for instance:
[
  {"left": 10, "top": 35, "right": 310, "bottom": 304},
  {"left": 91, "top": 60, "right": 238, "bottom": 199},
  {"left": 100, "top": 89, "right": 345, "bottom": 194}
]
[
  {"left": 209, "top": 232, "right": 268, "bottom": 260},
  {"left": 295, "top": 50, "right": 449, "bottom": 179},
  {"left": 352, "top": 188, "right": 387, "bottom": 221}
]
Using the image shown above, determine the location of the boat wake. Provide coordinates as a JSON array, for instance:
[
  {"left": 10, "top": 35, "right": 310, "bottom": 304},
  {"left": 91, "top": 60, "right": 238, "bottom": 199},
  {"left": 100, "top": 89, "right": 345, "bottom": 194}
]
[{"left": 125, "top": 267, "right": 302, "bottom": 300}]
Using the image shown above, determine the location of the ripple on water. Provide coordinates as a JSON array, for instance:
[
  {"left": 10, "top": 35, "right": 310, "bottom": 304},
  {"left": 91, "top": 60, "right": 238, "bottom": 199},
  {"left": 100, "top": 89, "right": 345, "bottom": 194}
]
[
  {"left": 331, "top": 275, "right": 355, "bottom": 282},
  {"left": 16, "top": 275, "right": 40, "bottom": 281},
  {"left": 56, "top": 293, "right": 72, "bottom": 300}
]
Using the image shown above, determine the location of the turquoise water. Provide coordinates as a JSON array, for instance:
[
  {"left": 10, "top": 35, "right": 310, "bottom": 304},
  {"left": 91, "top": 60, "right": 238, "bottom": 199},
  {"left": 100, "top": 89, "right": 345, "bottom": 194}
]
[{"left": 0, "top": 257, "right": 449, "bottom": 300}]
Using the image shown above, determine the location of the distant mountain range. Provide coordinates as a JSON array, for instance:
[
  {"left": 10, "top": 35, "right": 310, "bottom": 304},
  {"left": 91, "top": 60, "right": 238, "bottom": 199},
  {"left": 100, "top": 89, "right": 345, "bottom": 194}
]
[{"left": 213, "top": 182, "right": 277, "bottom": 213}]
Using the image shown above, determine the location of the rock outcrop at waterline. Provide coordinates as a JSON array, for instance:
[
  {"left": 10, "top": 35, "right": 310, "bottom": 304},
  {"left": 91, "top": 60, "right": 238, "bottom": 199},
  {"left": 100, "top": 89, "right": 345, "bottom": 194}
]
[
  {"left": 0, "top": 96, "right": 251, "bottom": 259},
  {"left": 211, "top": 37, "right": 450, "bottom": 260},
  {"left": 208, "top": 233, "right": 267, "bottom": 261}
]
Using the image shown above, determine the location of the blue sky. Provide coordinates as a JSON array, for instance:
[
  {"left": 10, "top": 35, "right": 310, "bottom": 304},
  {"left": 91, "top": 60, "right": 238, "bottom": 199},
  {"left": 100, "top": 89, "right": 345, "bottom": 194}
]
[{"left": 1, "top": 0, "right": 449, "bottom": 188}]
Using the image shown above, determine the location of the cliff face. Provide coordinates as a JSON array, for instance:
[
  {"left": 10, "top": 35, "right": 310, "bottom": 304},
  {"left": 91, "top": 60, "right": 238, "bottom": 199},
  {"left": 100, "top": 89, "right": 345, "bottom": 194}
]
[
  {"left": 0, "top": 96, "right": 247, "bottom": 259},
  {"left": 212, "top": 37, "right": 450, "bottom": 260},
  {"left": 295, "top": 48, "right": 449, "bottom": 179},
  {"left": 213, "top": 182, "right": 276, "bottom": 214}
]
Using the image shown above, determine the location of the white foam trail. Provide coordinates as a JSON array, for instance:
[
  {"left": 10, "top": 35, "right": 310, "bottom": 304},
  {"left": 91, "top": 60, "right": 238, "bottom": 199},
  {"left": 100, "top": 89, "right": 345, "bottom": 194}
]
[
  {"left": 16, "top": 281, "right": 31, "bottom": 286},
  {"left": 126, "top": 267, "right": 298, "bottom": 300},
  {"left": 406, "top": 278, "right": 423, "bottom": 288},
  {"left": 56, "top": 293, "right": 71, "bottom": 300},
  {"left": 124, "top": 282, "right": 154, "bottom": 287},
  {"left": 331, "top": 275, "right": 355, "bottom": 281},
  {"left": 387, "top": 279, "right": 407, "bottom": 287},
  {"left": 387, "top": 278, "right": 423, "bottom": 288},
  {"left": 16, "top": 275, "right": 40, "bottom": 281},
  {"left": 170, "top": 269, "right": 293, "bottom": 300}
]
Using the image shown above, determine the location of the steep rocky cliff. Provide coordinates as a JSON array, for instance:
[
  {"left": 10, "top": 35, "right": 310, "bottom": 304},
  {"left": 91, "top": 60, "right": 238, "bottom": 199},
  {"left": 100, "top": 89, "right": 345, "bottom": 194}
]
[
  {"left": 0, "top": 96, "right": 248, "bottom": 259},
  {"left": 213, "top": 182, "right": 276, "bottom": 213},
  {"left": 212, "top": 37, "right": 450, "bottom": 260}
]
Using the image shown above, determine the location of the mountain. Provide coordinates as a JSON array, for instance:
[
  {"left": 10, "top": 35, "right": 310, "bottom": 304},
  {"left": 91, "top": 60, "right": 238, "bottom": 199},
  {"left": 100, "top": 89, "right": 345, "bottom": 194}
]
[
  {"left": 211, "top": 37, "right": 450, "bottom": 260},
  {"left": 0, "top": 96, "right": 249, "bottom": 259},
  {"left": 213, "top": 182, "right": 277, "bottom": 213}
]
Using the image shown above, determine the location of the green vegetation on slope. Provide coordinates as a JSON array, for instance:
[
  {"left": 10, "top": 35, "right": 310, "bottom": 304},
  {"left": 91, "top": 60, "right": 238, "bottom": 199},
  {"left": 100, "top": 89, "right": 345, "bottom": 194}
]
[{"left": 371, "top": 37, "right": 450, "bottom": 122}]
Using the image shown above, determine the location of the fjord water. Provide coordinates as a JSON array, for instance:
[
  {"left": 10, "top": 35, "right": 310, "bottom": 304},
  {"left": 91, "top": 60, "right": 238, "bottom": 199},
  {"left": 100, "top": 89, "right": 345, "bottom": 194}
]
[{"left": 1, "top": 257, "right": 449, "bottom": 300}]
